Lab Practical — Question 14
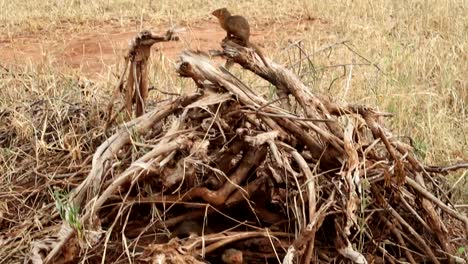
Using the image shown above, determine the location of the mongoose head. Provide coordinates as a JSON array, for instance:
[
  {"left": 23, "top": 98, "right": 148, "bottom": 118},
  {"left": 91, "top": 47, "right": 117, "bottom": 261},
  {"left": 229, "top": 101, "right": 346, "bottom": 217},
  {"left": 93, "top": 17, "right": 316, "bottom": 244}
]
[{"left": 211, "top": 8, "right": 231, "bottom": 19}]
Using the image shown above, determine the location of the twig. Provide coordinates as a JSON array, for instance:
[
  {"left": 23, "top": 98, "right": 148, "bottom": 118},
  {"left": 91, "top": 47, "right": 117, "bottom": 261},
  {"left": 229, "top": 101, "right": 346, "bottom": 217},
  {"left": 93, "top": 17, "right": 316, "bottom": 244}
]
[
  {"left": 289, "top": 39, "right": 349, "bottom": 68},
  {"left": 372, "top": 185, "right": 440, "bottom": 264},
  {"left": 149, "top": 85, "right": 182, "bottom": 96},
  {"left": 186, "top": 146, "right": 267, "bottom": 206},
  {"left": 405, "top": 176, "right": 468, "bottom": 234},
  {"left": 381, "top": 216, "right": 417, "bottom": 264},
  {"left": 291, "top": 151, "right": 317, "bottom": 264},
  {"left": 343, "top": 42, "right": 384, "bottom": 73},
  {"left": 425, "top": 162, "right": 468, "bottom": 174}
]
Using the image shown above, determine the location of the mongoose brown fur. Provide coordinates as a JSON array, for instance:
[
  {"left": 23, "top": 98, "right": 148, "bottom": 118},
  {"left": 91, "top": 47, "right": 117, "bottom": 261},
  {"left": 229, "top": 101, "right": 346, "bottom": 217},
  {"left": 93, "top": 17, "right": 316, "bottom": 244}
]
[{"left": 212, "top": 8, "right": 269, "bottom": 67}]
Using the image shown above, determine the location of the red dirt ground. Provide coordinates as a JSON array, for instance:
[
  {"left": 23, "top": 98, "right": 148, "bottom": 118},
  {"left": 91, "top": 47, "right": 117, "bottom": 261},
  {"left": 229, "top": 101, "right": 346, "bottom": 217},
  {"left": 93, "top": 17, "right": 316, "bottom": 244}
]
[{"left": 0, "top": 19, "right": 320, "bottom": 79}]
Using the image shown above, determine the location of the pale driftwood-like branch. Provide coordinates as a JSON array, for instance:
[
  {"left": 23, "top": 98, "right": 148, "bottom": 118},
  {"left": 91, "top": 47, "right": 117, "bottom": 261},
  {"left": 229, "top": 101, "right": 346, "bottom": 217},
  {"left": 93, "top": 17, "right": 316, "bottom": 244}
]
[
  {"left": 341, "top": 119, "right": 360, "bottom": 237},
  {"left": 44, "top": 94, "right": 200, "bottom": 264},
  {"left": 74, "top": 94, "right": 200, "bottom": 207},
  {"left": 177, "top": 51, "right": 344, "bottom": 166},
  {"left": 91, "top": 135, "right": 193, "bottom": 215},
  {"left": 221, "top": 40, "right": 344, "bottom": 139},
  {"left": 125, "top": 29, "right": 182, "bottom": 119},
  {"left": 291, "top": 151, "right": 317, "bottom": 264},
  {"left": 288, "top": 190, "right": 335, "bottom": 261},
  {"left": 217, "top": 42, "right": 348, "bottom": 158},
  {"left": 106, "top": 28, "right": 183, "bottom": 126},
  {"left": 336, "top": 239, "right": 367, "bottom": 264}
]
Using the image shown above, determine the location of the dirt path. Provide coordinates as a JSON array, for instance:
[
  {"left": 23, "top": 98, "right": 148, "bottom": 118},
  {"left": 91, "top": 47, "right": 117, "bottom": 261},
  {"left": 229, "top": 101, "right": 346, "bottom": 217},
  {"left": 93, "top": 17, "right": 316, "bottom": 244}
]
[{"left": 0, "top": 19, "right": 319, "bottom": 79}]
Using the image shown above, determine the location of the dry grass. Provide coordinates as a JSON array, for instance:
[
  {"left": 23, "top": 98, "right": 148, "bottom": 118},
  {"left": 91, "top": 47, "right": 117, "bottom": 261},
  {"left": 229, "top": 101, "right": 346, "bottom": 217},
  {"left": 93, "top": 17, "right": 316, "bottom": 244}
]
[
  {"left": 2, "top": 0, "right": 464, "bottom": 162},
  {"left": 0, "top": 0, "right": 307, "bottom": 37},
  {"left": 0, "top": 0, "right": 466, "bottom": 262}
]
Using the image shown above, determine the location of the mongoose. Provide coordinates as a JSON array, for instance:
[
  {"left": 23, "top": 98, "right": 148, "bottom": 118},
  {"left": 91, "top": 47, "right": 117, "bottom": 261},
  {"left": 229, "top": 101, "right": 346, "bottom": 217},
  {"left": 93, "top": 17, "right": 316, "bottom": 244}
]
[{"left": 212, "top": 8, "right": 269, "bottom": 67}]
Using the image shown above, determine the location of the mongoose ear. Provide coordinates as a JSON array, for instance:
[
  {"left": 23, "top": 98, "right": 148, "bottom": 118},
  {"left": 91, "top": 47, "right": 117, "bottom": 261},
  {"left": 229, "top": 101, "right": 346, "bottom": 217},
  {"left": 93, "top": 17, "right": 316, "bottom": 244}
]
[
  {"left": 212, "top": 7, "right": 228, "bottom": 16},
  {"left": 211, "top": 9, "right": 221, "bottom": 16}
]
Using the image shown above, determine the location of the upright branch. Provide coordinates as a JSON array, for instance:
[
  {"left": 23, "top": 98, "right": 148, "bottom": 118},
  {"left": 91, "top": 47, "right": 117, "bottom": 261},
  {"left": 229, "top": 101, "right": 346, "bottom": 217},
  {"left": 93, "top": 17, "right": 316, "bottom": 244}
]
[{"left": 106, "top": 28, "right": 182, "bottom": 127}]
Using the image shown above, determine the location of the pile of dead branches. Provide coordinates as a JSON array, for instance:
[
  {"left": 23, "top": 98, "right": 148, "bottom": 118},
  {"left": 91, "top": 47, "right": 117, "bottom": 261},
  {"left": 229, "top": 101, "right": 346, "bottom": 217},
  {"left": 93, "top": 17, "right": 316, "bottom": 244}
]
[{"left": 29, "top": 35, "right": 467, "bottom": 264}]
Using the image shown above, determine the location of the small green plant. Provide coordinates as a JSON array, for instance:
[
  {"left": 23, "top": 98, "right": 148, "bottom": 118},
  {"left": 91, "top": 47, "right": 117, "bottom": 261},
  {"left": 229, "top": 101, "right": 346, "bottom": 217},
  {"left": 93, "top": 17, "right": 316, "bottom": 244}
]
[
  {"left": 412, "top": 137, "right": 428, "bottom": 160},
  {"left": 457, "top": 246, "right": 465, "bottom": 255},
  {"left": 386, "top": 101, "right": 397, "bottom": 114},
  {"left": 268, "top": 85, "right": 277, "bottom": 100},
  {"left": 52, "top": 189, "right": 83, "bottom": 239},
  {"left": 0, "top": 147, "right": 13, "bottom": 159},
  {"left": 358, "top": 178, "right": 371, "bottom": 251}
]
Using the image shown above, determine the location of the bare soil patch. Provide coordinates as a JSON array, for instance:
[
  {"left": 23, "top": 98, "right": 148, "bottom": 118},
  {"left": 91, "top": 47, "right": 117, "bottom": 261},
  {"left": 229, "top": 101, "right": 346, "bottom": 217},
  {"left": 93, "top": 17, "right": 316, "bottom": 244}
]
[{"left": 0, "top": 19, "right": 319, "bottom": 79}]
